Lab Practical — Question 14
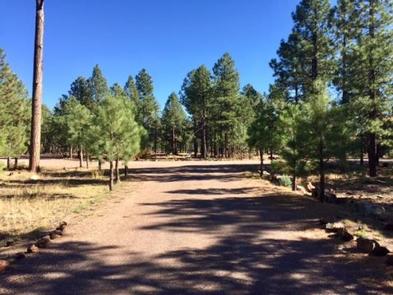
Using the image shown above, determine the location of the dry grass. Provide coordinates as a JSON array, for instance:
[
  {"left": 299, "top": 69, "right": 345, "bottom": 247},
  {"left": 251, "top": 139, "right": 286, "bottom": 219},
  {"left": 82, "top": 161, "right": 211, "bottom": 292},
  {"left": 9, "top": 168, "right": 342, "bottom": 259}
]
[{"left": 0, "top": 166, "right": 108, "bottom": 239}]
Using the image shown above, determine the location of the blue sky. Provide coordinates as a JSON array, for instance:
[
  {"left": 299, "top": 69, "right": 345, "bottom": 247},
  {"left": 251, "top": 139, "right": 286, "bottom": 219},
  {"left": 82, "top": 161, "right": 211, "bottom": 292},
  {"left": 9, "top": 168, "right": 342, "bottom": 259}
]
[{"left": 0, "top": 0, "right": 299, "bottom": 110}]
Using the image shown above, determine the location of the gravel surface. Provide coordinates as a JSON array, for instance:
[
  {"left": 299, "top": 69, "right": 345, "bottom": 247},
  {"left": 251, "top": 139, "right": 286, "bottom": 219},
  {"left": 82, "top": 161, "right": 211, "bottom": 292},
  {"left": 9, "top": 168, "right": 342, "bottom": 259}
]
[{"left": 0, "top": 160, "right": 391, "bottom": 294}]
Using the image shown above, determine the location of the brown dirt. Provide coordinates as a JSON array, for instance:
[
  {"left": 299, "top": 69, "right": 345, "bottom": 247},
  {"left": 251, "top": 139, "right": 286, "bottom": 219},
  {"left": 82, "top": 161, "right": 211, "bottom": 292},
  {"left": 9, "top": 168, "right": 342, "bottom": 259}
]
[{"left": 0, "top": 160, "right": 392, "bottom": 294}]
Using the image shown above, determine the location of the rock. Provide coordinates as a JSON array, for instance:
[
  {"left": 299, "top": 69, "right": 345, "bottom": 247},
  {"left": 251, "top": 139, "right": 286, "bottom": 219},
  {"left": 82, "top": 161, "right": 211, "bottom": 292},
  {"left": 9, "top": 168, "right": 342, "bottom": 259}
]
[
  {"left": 384, "top": 223, "right": 393, "bottom": 231},
  {"left": 0, "top": 260, "right": 9, "bottom": 272},
  {"left": 338, "top": 228, "right": 354, "bottom": 242},
  {"left": 27, "top": 244, "right": 39, "bottom": 254},
  {"left": 325, "top": 222, "right": 345, "bottom": 232},
  {"left": 262, "top": 170, "right": 270, "bottom": 176},
  {"left": 36, "top": 237, "right": 50, "bottom": 248},
  {"left": 15, "top": 252, "right": 26, "bottom": 260},
  {"left": 370, "top": 245, "right": 390, "bottom": 257},
  {"left": 386, "top": 255, "right": 393, "bottom": 266},
  {"left": 356, "top": 237, "right": 379, "bottom": 253}
]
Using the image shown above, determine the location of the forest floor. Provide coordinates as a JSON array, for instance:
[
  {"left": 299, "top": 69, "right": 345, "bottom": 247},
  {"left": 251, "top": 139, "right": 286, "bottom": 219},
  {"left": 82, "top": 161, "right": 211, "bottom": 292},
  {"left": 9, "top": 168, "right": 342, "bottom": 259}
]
[{"left": 0, "top": 159, "right": 392, "bottom": 294}]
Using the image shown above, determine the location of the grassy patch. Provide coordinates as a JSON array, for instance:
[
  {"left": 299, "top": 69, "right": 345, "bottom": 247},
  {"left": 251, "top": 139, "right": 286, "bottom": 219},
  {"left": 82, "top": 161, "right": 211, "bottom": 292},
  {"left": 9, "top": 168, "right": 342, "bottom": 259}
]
[{"left": 0, "top": 168, "right": 108, "bottom": 239}]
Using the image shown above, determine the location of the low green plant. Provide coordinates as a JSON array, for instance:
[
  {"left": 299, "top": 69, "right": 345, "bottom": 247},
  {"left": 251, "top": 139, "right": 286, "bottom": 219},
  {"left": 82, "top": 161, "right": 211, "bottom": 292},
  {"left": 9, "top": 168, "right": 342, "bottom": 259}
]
[{"left": 278, "top": 174, "right": 292, "bottom": 187}]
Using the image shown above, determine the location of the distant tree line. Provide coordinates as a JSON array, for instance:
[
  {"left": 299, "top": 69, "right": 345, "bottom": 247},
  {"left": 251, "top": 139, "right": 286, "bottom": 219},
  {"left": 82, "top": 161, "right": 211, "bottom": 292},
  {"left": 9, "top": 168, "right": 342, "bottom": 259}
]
[{"left": 0, "top": 0, "right": 391, "bottom": 195}]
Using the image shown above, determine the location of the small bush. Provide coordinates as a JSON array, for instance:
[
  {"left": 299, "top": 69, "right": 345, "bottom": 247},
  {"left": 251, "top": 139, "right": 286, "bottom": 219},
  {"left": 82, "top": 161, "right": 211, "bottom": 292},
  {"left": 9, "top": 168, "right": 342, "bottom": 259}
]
[{"left": 278, "top": 174, "right": 292, "bottom": 187}]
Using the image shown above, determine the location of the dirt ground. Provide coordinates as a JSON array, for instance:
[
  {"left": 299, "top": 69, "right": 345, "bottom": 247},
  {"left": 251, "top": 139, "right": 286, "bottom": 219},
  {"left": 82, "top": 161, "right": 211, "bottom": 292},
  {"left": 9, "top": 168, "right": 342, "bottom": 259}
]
[{"left": 0, "top": 160, "right": 392, "bottom": 294}]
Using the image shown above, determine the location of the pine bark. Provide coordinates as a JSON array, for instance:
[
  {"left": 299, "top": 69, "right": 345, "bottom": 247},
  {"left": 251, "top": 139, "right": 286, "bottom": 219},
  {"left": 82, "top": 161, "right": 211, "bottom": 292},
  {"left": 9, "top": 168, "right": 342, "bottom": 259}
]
[
  {"left": 115, "top": 158, "right": 120, "bottom": 183},
  {"left": 79, "top": 147, "right": 83, "bottom": 168},
  {"left": 109, "top": 161, "right": 114, "bottom": 191},
  {"left": 29, "top": 0, "right": 45, "bottom": 173}
]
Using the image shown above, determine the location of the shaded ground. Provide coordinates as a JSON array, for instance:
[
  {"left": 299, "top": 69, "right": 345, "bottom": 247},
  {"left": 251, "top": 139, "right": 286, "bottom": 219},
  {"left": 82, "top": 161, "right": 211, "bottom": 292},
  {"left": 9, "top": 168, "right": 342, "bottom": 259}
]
[{"left": 0, "top": 160, "right": 392, "bottom": 294}]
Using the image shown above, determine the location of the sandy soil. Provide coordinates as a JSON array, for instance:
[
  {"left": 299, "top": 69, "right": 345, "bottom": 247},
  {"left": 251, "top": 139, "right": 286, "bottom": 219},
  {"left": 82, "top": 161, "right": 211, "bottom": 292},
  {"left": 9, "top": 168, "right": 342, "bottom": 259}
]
[{"left": 0, "top": 160, "right": 392, "bottom": 294}]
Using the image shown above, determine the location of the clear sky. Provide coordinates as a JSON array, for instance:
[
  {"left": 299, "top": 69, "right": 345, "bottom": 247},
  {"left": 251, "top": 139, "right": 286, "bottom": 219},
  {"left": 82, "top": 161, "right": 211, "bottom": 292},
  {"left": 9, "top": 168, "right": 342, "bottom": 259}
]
[{"left": 0, "top": 0, "right": 300, "bottom": 110}]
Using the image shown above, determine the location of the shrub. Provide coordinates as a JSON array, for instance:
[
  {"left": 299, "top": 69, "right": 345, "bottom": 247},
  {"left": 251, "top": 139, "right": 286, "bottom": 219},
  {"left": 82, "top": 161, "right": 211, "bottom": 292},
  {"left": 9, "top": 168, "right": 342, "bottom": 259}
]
[{"left": 278, "top": 174, "right": 292, "bottom": 187}]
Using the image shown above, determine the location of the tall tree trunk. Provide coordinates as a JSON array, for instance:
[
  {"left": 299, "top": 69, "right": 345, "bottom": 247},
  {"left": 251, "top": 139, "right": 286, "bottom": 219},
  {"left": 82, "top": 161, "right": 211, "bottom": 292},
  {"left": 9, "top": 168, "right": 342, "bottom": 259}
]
[
  {"left": 109, "top": 161, "right": 114, "bottom": 191},
  {"left": 14, "top": 158, "right": 18, "bottom": 170},
  {"left": 115, "top": 158, "right": 120, "bottom": 183},
  {"left": 318, "top": 142, "right": 325, "bottom": 202},
  {"left": 124, "top": 164, "right": 128, "bottom": 177},
  {"left": 98, "top": 159, "right": 102, "bottom": 171},
  {"left": 79, "top": 147, "right": 83, "bottom": 168},
  {"left": 360, "top": 136, "right": 364, "bottom": 166},
  {"left": 368, "top": 134, "right": 377, "bottom": 177},
  {"left": 85, "top": 153, "right": 89, "bottom": 169},
  {"left": 291, "top": 173, "right": 296, "bottom": 192},
  {"left": 367, "top": 1, "right": 377, "bottom": 177},
  {"left": 29, "top": 0, "right": 45, "bottom": 173},
  {"left": 171, "top": 126, "right": 175, "bottom": 155},
  {"left": 69, "top": 146, "right": 73, "bottom": 159},
  {"left": 6, "top": 157, "right": 11, "bottom": 171},
  {"left": 259, "top": 147, "right": 264, "bottom": 177},
  {"left": 201, "top": 111, "right": 207, "bottom": 159}
]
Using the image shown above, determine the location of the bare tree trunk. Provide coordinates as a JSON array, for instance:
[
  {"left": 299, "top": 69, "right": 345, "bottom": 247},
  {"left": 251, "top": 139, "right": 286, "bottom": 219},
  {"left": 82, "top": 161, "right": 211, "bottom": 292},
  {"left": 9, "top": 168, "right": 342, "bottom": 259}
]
[
  {"left": 318, "top": 142, "right": 325, "bottom": 202},
  {"left": 14, "top": 158, "right": 18, "bottom": 170},
  {"left": 69, "top": 146, "right": 73, "bottom": 159},
  {"left": 98, "top": 159, "right": 102, "bottom": 171},
  {"left": 109, "top": 161, "right": 114, "bottom": 191},
  {"left": 124, "top": 164, "right": 128, "bottom": 177},
  {"left": 29, "top": 0, "right": 45, "bottom": 173},
  {"left": 115, "top": 158, "right": 120, "bottom": 184},
  {"left": 291, "top": 174, "right": 296, "bottom": 191},
  {"left": 85, "top": 153, "right": 89, "bottom": 169},
  {"left": 6, "top": 157, "right": 11, "bottom": 170},
  {"left": 259, "top": 147, "right": 263, "bottom": 177},
  {"left": 79, "top": 147, "right": 83, "bottom": 168}
]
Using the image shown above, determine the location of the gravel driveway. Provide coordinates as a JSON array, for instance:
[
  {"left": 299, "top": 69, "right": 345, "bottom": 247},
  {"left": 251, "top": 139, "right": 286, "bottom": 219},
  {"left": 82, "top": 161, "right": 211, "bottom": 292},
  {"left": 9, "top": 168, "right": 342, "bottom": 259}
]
[{"left": 0, "top": 161, "right": 391, "bottom": 294}]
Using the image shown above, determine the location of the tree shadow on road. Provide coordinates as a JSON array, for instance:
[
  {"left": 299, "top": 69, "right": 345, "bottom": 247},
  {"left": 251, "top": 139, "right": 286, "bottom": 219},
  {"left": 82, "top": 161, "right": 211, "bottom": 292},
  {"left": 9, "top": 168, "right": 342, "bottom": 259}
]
[{"left": 1, "top": 193, "right": 391, "bottom": 294}]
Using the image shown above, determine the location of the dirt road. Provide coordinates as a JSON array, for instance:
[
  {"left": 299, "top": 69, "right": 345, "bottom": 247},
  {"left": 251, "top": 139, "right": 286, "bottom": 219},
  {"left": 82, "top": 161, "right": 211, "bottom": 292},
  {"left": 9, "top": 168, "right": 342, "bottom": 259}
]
[{"left": 0, "top": 161, "right": 391, "bottom": 294}]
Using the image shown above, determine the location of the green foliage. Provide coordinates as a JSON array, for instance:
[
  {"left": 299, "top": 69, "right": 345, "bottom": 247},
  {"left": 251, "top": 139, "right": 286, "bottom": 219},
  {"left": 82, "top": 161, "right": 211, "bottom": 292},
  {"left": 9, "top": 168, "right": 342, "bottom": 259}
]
[
  {"left": 0, "top": 48, "right": 30, "bottom": 158},
  {"left": 89, "top": 65, "right": 109, "bottom": 104},
  {"left": 62, "top": 97, "right": 93, "bottom": 151},
  {"left": 93, "top": 92, "right": 144, "bottom": 162},
  {"left": 278, "top": 175, "right": 292, "bottom": 188},
  {"left": 161, "top": 92, "right": 187, "bottom": 154},
  {"left": 135, "top": 69, "right": 160, "bottom": 151}
]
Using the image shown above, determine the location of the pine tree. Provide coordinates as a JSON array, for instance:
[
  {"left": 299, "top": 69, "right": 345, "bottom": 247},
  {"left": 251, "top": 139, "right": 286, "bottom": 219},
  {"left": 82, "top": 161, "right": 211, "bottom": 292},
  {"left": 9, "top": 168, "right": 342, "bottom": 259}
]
[
  {"left": 248, "top": 84, "right": 284, "bottom": 176},
  {"left": 293, "top": 0, "right": 334, "bottom": 85},
  {"left": 354, "top": 0, "right": 393, "bottom": 176},
  {"left": 0, "top": 49, "right": 30, "bottom": 169},
  {"left": 62, "top": 97, "right": 93, "bottom": 168},
  {"left": 135, "top": 69, "right": 160, "bottom": 152},
  {"left": 124, "top": 75, "right": 139, "bottom": 108},
  {"left": 270, "top": 32, "right": 306, "bottom": 102},
  {"left": 69, "top": 76, "right": 94, "bottom": 109},
  {"left": 181, "top": 66, "right": 212, "bottom": 158},
  {"left": 94, "top": 93, "right": 143, "bottom": 190},
  {"left": 161, "top": 92, "right": 187, "bottom": 155},
  {"left": 89, "top": 65, "right": 109, "bottom": 104},
  {"left": 30, "top": 0, "right": 45, "bottom": 173},
  {"left": 212, "top": 53, "right": 241, "bottom": 157}
]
